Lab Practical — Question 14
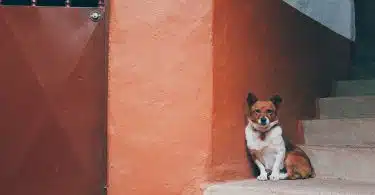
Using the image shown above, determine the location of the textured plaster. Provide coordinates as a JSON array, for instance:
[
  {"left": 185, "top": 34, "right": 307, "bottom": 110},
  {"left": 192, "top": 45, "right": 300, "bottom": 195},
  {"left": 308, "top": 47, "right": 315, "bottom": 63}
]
[{"left": 108, "top": 0, "right": 213, "bottom": 194}]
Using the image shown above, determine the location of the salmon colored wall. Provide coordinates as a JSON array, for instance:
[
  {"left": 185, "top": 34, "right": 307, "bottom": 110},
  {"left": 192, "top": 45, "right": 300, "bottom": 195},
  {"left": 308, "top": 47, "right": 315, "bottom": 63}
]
[
  {"left": 108, "top": 0, "right": 213, "bottom": 194},
  {"left": 108, "top": 0, "right": 352, "bottom": 194},
  {"left": 211, "top": 0, "right": 351, "bottom": 181},
  {"left": 209, "top": 0, "right": 253, "bottom": 181}
]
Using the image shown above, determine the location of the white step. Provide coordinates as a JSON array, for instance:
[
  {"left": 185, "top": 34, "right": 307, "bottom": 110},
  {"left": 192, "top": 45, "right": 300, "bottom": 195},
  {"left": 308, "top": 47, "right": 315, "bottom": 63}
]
[
  {"left": 318, "top": 96, "right": 375, "bottom": 119},
  {"left": 334, "top": 80, "right": 375, "bottom": 96},
  {"left": 302, "top": 118, "right": 375, "bottom": 145},
  {"left": 300, "top": 145, "right": 375, "bottom": 183},
  {"left": 203, "top": 178, "right": 375, "bottom": 195}
]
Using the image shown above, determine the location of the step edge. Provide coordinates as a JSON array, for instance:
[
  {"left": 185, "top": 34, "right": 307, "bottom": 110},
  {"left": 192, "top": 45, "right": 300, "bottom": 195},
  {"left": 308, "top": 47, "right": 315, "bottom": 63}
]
[
  {"left": 336, "top": 79, "right": 375, "bottom": 84},
  {"left": 301, "top": 117, "right": 375, "bottom": 123},
  {"left": 298, "top": 144, "right": 375, "bottom": 150},
  {"left": 203, "top": 178, "right": 375, "bottom": 191},
  {"left": 319, "top": 95, "right": 375, "bottom": 101}
]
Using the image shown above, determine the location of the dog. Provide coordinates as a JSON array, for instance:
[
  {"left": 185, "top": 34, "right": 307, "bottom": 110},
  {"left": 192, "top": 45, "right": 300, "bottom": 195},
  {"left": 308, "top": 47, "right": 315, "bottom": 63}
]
[{"left": 244, "top": 92, "right": 315, "bottom": 181}]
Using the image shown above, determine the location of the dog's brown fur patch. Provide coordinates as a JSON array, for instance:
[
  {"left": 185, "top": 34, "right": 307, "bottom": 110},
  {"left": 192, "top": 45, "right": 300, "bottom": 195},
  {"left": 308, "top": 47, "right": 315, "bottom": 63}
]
[
  {"left": 284, "top": 140, "right": 315, "bottom": 179},
  {"left": 249, "top": 149, "right": 265, "bottom": 165}
]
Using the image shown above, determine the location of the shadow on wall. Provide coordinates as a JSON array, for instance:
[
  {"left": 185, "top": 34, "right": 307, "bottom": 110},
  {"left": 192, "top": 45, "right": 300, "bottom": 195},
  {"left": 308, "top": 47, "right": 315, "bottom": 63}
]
[{"left": 210, "top": 0, "right": 351, "bottom": 181}]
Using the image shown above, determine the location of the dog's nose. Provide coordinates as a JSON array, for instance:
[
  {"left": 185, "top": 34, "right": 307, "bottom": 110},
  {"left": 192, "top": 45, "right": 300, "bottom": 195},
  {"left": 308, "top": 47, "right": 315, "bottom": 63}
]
[{"left": 260, "top": 117, "right": 267, "bottom": 125}]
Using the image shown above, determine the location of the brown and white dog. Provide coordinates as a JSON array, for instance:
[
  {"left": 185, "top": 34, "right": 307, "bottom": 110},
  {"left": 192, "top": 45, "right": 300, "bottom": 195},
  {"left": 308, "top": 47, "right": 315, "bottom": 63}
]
[{"left": 245, "top": 92, "right": 315, "bottom": 181}]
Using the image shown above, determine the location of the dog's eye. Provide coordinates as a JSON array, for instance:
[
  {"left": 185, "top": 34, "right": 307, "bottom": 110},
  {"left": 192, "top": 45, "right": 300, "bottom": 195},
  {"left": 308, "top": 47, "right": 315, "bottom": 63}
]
[
  {"left": 254, "top": 109, "right": 261, "bottom": 113},
  {"left": 266, "top": 109, "right": 273, "bottom": 114}
]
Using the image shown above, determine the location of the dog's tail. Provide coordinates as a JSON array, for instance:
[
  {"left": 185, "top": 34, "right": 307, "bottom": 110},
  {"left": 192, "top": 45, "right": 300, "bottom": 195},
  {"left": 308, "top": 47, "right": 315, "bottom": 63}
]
[
  {"left": 284, "top": 173, "right": 315, "bottom": 180},
  {"left": 283, "top": 164, "right": 315, "bottom": 180}
]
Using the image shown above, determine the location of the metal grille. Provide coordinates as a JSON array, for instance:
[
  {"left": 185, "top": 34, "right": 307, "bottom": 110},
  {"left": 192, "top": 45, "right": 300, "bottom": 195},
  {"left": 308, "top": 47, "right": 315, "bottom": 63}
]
[{"left": 0, "top": 0, "right": 104, "bottom": 7}]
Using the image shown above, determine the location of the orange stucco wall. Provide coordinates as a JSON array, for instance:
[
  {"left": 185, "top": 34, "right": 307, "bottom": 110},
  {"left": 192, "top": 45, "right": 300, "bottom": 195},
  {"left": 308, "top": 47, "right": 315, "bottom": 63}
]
[
  {"left": 108, "top": 0, "right": 351, "bottom": 194},
  {"left": 108, "top": 0, "right": 213, "bottom": 194}
]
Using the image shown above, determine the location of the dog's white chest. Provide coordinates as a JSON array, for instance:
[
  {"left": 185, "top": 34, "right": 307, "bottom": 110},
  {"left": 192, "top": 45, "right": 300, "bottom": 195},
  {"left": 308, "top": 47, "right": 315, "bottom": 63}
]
[
  {"left": 245, "top": 125, "right": 285, "bottom": 170},
  {"left": 262, "top": 146, "right": 280, "bottom": 169}
]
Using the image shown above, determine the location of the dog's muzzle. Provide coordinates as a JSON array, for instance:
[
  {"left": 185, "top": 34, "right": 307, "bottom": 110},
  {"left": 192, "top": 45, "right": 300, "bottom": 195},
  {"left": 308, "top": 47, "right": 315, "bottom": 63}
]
[{"left": 259, "top": 117, "right": 269, "bottom": 126}]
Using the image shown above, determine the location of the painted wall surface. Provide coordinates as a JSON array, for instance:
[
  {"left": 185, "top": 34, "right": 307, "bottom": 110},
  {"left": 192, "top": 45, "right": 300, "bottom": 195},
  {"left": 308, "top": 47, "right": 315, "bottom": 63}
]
[
  {"left": 210, "top": 0, "right": 351, "bottom": 181},
  {"left": 108, "top": 0, "right": 213, "bottom": 194},
  {"left": 351, "top": 1, "right": 375, "bottom": 79},
  {"left": 283, "top": 0, "right": 355, "bottom": 41},
  {"left": 209, "top": 0, "right": 254, "bottom": 181},
  {"left": 108, "top": 0, "right": 352, "bottom": 194}
]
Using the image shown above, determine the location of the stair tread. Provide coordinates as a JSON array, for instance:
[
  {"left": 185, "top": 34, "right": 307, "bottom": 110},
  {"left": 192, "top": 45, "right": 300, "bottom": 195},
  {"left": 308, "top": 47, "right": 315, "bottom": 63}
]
[
  {"left": 320, "top": 95, "right": 375, "bottom": 100},
  {"left": 204, "top": 178, "right": 375, "bottom": 194},
  {"left": 302, "top": 117, "right": 375, "bottom": 122},
  {"left": 336, "top": 79, "right": 375, "bottom": 83},
  {"left": 299, "top": 144, "right": 375, "bottom": 149}
]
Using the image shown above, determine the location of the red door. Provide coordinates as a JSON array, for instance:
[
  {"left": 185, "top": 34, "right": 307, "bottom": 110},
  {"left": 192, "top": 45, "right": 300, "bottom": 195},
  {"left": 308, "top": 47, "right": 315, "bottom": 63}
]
[{"left": 0, "top": 5, "right": 107, "bottom": 195}]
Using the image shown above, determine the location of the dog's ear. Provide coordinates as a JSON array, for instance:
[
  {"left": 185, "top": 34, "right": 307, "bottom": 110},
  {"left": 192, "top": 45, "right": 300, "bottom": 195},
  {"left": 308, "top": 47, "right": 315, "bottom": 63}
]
[
  {"left": 269, "top": 95, "right": 282, "bottom": 107},
  {"left": 246, "top": 92, "right": 258, "bottom": 107}
]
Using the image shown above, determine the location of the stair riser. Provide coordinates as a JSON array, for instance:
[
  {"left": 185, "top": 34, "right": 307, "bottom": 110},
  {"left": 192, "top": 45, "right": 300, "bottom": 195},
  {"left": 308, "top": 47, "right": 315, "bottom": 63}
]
[
  {"left": 302, "top": 119, "right": 375, "bottom": 145},
  {"left": 301, "top": 146, "right": 375, "bottom": 183},
  {"left": 318, "top": 97, "right": 375, "bottom": 119},
  {"left": 335, "top": 80, "right": 375, "bottom": 96}
]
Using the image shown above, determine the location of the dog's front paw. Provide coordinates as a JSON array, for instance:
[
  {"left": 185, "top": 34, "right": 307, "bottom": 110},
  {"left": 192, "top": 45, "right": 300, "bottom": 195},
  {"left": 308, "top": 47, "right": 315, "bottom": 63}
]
[
  {"left": 269, "top": 172, "right": 280, "bottom": 181},
  {"left": 257, "top": 173, "right": 268, "bottom": 181}
]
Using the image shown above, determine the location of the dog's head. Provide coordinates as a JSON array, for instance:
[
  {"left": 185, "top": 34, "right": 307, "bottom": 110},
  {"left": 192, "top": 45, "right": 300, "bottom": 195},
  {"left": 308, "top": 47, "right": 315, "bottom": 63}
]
[{"left": 246, "top": 92, "right": 282, "bottom": 132}]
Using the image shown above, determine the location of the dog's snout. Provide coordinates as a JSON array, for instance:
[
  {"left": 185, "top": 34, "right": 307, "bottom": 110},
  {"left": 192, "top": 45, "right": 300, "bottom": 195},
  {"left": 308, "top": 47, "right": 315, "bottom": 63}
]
[{"left": 260, "top": 117, "right": 267, "bottom": 125}]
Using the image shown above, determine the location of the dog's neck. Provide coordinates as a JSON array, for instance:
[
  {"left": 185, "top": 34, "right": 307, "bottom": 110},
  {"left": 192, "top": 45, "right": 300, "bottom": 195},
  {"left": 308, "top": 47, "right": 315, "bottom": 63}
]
[{"left": 250, "top": 120, "right": 280, "bottom": 141}]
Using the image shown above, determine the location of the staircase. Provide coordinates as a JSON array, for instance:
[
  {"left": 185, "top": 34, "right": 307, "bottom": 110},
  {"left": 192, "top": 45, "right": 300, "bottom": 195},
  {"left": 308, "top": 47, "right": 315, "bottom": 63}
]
[{"left": 204, "top": 79, "right": 375, "bottom": 195}]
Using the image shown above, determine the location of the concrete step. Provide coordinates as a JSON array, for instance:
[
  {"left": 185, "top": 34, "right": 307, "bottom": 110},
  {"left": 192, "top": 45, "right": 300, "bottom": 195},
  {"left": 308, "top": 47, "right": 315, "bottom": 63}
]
[
  {"left": 203, "top": 178, "right": 375, "bottom": 195},
  {"left": 318, "top": 96, "right": 375, "bottom": 119},
  {"left": 349, "top": 65, "right": 375, "bottom": 80},
  {"left": 302, "top": 118, "right": 375, "bottom": 145},
  {"left": 334, "top": 79, "right": 375, "bottom": 96},
  {"left": 299, "top": 144, "right": 375, "bottom": 183}
]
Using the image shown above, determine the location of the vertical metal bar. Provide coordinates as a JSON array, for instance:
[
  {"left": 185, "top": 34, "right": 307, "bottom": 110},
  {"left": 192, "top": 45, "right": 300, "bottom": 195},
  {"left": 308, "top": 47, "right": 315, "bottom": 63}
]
[
  {"left": 31, "top": 0, "right": 36, "bottom": 6},
  {"left": 65, "top": 0, "right": 70, "bottom": 7}
]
